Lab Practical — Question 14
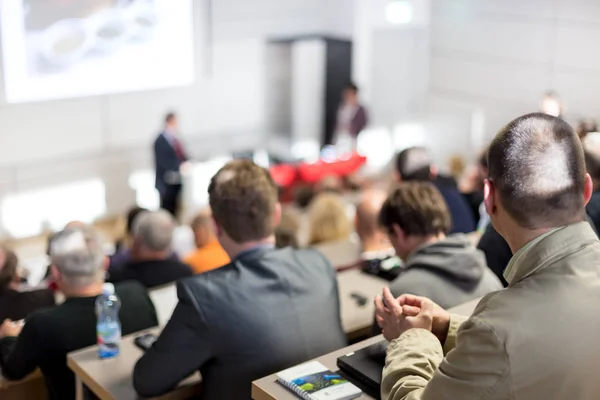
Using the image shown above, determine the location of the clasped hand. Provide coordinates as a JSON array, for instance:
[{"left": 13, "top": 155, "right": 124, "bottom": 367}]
[{"left": 375, "top": 288, "right": 450, "bottom": 343}]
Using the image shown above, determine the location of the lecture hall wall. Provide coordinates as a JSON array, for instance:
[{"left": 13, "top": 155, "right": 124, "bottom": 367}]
[
  {"left": 426, "top": 0, "right": 600, "bottom": 143},
  {"left": 0, "top": 0, "right": 353, "bottom": 222}
]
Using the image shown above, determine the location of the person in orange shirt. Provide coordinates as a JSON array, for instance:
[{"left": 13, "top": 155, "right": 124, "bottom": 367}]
[{"left": 184, "top": 211, "right": 230, "bottom": 274}]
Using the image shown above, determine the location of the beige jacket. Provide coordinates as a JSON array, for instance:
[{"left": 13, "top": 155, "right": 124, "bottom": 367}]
[{"left": 382, "top": 222, "right": 600, "bottom": 400}]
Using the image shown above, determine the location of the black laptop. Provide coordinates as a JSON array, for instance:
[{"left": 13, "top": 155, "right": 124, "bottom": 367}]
[{"left": 337, "top": 340, "right": 387, "bottom": 399}]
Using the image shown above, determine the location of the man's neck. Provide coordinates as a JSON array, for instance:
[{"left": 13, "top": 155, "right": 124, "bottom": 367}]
[
  {"left": 406, "top": 233, "right": 446, "bottom": 258},
  {"left": 62, "top": 282, "right": 104, "bottom": 299},
  {"left": 134, "top": 249, "right": 171, "bottom": 262},
  {"left": 226, "top": 237, "right": 275, "bottom": 260},
  {"left": 360, "top": 236, "right": 393, "bottom": 253},
  {"left": 503, "top": 227, "right": 557, "bottom": 254}
]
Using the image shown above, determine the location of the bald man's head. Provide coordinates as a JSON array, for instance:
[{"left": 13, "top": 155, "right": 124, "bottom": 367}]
[
  {"left": 488, "top": 113, "right": 587, "bottom": 229},
  {"left": 355, "top": 189, "right": 388, "bottom": 240}
]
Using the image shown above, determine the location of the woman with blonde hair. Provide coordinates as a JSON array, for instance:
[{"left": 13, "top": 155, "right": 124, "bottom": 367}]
[{"left": 307, "top": 193, "right": 352, "bottom": 246}]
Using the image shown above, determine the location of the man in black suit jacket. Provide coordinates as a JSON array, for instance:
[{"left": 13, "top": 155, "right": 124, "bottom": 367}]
[
  {"left": 134, "top": 160, "right": 347, "bottom": 400},
  {"left": 0, "top": 227, "right": 158, "bottom": 400},
  {"left": 154, "top": 112, "right": 189, "bottom": 216},
  {"left": 109, "top": 210, "right": 193, "bottom": 288}
]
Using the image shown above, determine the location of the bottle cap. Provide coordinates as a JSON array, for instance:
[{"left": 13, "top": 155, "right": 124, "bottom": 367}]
[{"left": 102, "top": 282, "right": 115, "bottom": 295}]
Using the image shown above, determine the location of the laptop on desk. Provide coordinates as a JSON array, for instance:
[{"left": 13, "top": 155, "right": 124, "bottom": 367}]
[{"left": 337, "top": 339, "right": 387, "bottom": 399}]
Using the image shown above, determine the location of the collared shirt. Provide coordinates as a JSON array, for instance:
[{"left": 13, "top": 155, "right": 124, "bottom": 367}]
[
  {"left": 162, "top": 129, "right": 177, "bottom": 147},
  {"left": 233, "top": 243, "right": 275, "bottom": 262},
  {"left": 503, "top": 227, "right": 563, "bottom": 283}
]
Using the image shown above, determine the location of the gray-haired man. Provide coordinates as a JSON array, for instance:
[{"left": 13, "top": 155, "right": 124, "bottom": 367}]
[
  {"left": 0, "top": 226, "right": 158, "bottom": 400},
  {"left": 108, "top": 210, "right": 193, "bottom": 288}
]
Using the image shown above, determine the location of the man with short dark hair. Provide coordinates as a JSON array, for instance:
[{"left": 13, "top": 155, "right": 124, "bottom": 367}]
[
  {"left": 109, "top": 210, "right": 193, "bottom": 288},
  {"left": 377, "top": 113, "right": 600, "bottom": 400},
  {"left": 394, "top": 147, "right": 476, "bottom": 234},
  {"left": 154, "top": 112, "right": 190, "bottom": 216},
  {"left": 133, "top": 160, "right": 346, "bottom": 400},
  {"left": 0, "top": 226, "right": 157, "bottom": 400},
  {"left": 378, "top": 182, "right": 500, "bottom": 309}
]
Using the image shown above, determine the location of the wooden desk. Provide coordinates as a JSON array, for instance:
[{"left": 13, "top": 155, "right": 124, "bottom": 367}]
[
  {"left": 252, "top": 297, "right": 482, "bottom": 400},
  {"left": 337, "top": 269, "right": 387, "bottom": 340},
  {"left": 0, "top": 370, "right": 47, "bottom": 400},
  {"left": 67, "top": 328, "right": 202, "bottom": 400}
]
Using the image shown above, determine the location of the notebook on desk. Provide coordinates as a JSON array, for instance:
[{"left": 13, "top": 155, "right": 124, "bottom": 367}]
[
  {"left": 277, "top": 361, "right": 362, "bottom": 400},
  {"left": 337, "top": 340, "right": 387, "bottom": 399}
]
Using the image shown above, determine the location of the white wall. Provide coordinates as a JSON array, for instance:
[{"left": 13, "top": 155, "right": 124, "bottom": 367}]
[
  {"left": 427, "top": 0, "right": 600, "bottom": 142},
  {"left": 0, "top": 0, "right": 355, "bottom": 235},
  {"left": 353, "top": 0, "right": 431, "bottom": 125}
]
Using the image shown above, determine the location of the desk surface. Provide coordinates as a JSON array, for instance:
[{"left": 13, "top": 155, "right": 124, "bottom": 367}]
[
  {"left": 0, "top": 369, "right": 43, "bottom": 390},
  {"left": 337, "top": 269, "right": 387, "bottom": 338},
  {"left": 252, "top": 297, "right": 482, "bottom": 400},
  {"left": 67, "top": 328, "right": 202, "bottom": 400}
]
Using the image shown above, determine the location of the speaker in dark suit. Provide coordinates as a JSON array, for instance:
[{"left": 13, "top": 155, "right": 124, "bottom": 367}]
[{"left": 154, "top": 112, "right": 188, "bottom": 216}]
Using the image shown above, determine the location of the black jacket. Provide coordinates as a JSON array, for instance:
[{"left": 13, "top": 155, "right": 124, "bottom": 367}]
[
  {"left": 0, "top": 288, "right": 55, "bottom": 322},
  {"left": 154, "top": 133, "right": 187, "bottom": 195},
  {"left": 108, "top": 258, "right": 193, "bottom": 289},
  {"left": 133, "top": 246, "right": 347, "bottom": 400},
  {"left": 433, "top": 180, "right": 476, "bottom": 234},
  {"left": 0, "top": 281, "right": 158, "bottom": 400}
]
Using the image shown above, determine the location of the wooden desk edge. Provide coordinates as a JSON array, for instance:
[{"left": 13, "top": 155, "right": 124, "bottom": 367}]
[
  {"left": 0, "top": 370, "right": 43, "bottom": 390},
  {"left": 67, "top": 354, "right": 116, "bottom": 400},
  {"left": 252, "top": 381, "right": 277, "bottom": 400}
]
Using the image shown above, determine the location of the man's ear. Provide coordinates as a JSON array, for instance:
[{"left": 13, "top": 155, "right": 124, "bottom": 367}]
[
  {"left": 584, "top": 173, "right": 593, "bottom": 206},
  {"left": 430, "top": 165, "right": 439, "bottom": 180},
  {"left": 51, "top": 265, "right": 60, "bottom": 282},
  {"left": 273, "top": 202, "right": 282, "bottom": 227},
  {"left": 392, "top": 224, "right": 405, "bottom": 241},
  {"left": 484, "top": 179, "right": 496, "bottom": 216},
  {"left": 211, "top": 217, "right": 222, "bottom": 237}
]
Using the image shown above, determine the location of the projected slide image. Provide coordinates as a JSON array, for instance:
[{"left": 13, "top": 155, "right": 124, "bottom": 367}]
[{"left": 1, "top": 0, "right": 195, "bottom": 103}]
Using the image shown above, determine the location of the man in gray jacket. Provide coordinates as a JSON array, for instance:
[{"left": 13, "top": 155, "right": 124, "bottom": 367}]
[
  {"left": 379, "top": 182, "right": 502, "bottom": 309},
  {"left": 133, "top": 160, "right": 346, "bottom": 400}
]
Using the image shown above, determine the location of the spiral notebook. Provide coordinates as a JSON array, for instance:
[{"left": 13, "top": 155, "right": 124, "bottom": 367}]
[{"left": 277, "top": 361, "right": 362, "bottom": 400}]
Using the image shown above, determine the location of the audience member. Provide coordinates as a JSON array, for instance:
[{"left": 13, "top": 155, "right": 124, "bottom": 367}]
[
  {"left": 293, "top": 184, "right": 315, "bottom": 209},
  {"left": 395, "top": 147, "right": 476, "bottom": 234},
  {"left": 0, "top": 248, "right": 55, "bottom": 322},
  {"left": 540, "top": 90, "right": 563, "bottom": 118},
  {"left": 459, "top": 149, "right": 489, "bottom": 229},
  {"left": 476, "top": 223, "right": 511, "bottom": 287},
  {"left": 584, "top": 138, "right": 600, "bottom": 232},
  {"left": 133, "top": 160, "right": 346, "bottom": 400},
  {"left": 378, "top": 113, "right": 600, "bottom": 400},
  {"left": 275, "top": 209, "right": 300, "bottom": 249},
  {"left": 109, "top": 206, "right": 148, "bottom": 272},
  {"left": 0, "top": 226, "right": 157, "bottom": 400},
  {"left": 355, "top": 189, "right": 394, "bottom": 258},
  {"left": 307, "top": 193, "right": 352, "bottom": 246},
  {"left": 316, "top": 175, "right": 344, "bottom": 194},
  {"left": 184, "top": 211, "right": 230, "bottom": 274},
  {"left": 378, "top": 182, "right": 501, "bottom": 309},
  {"left": 109, "top": 210, "right": 193, "bottom": 288},
  {"left": 576, "top": 118, "right": 598, "bottom": 139}
]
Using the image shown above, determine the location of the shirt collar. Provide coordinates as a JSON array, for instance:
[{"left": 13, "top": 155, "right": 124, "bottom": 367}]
[
  {"left": 503, "top": 222, "right": 597, "bottom": 285},
  {"left": 233, "top": 243, "right": 275, "bottom": 261}
]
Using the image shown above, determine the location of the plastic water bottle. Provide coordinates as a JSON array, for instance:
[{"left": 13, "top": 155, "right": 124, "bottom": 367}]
[{"left": 96, "top": 283, "right": 121, "bottom": 359}]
